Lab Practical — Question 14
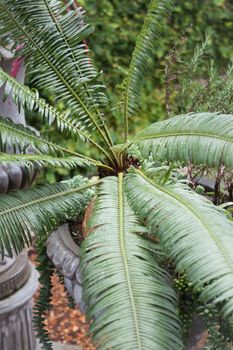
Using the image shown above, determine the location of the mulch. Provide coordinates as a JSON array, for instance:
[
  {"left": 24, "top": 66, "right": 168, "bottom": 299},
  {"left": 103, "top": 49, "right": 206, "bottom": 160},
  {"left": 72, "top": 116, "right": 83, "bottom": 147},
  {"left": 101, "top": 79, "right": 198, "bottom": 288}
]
[{"left": 30, "top": 251, "right": 95, "bottom": 350}]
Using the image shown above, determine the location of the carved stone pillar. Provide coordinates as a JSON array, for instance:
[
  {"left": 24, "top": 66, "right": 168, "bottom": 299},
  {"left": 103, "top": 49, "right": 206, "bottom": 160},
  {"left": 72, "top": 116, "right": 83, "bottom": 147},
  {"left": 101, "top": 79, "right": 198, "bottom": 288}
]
[{"left": 0, "top": 252, "right": 39, "bottom": 350}]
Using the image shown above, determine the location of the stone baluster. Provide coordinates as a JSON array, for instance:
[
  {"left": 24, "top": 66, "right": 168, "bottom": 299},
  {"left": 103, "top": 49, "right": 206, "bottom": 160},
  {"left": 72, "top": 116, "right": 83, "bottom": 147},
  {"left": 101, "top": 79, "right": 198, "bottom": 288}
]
[{"left": 0, "top": 252, "right": 39, "bottom": 350}]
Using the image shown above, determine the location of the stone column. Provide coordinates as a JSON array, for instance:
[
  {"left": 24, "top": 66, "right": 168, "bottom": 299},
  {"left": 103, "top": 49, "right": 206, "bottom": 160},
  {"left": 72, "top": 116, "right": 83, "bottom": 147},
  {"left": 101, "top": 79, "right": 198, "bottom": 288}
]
[{"left": 0, "top": 252, "right": 39, "bottom": 350}]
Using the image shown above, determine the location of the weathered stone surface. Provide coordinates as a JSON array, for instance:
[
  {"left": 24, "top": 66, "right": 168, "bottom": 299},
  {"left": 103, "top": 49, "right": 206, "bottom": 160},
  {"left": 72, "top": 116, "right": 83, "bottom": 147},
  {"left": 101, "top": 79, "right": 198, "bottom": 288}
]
[
  {"left": 0, "top": 252, "right": 30, "bottom": 300},
  {"left": 46, "top": 225, "right": 86, "bottom": 313},
  {"left": 0, "top": 263, "right": 39, "bottom": 350}
]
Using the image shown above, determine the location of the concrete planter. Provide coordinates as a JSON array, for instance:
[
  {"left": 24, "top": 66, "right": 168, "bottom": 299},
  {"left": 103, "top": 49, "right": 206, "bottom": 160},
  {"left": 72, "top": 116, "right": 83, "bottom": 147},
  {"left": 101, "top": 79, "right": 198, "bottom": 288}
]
[{"left": 46, "top": 224, "right": 86, "bottom": 313}]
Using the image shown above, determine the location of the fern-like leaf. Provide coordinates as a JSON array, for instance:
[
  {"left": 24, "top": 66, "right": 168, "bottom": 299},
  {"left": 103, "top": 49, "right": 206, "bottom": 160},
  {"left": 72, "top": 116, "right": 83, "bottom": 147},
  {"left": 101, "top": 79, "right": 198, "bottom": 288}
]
[
  {"left": 132, "top": 113, "right": 233, "bottom": 169},
  {"left": 0, "top": 116, "right": 63, "bottom": 155},
  {"left": 0, "top": 70, "right": 113, "bottom": 161},
  {"left": 121, "top": 0, "right": 173, "bottom": 140},
  {"left": 81, "top": 174, "right": 182, "bottom": 350},
  {"left": 0, "top": 176, "right": 97, "bottom": 257},
  {"left": 125, "top": 169, "right": 233, "bottom": 317},
  {"left": 0, "top": 153, "right": 95, "bottom": 170},
  {"left": 0, "top": 0, "right": 110, "bottom": 143},
  {"left": 0, "top": 68, "right": 91, "bottom": 141}
]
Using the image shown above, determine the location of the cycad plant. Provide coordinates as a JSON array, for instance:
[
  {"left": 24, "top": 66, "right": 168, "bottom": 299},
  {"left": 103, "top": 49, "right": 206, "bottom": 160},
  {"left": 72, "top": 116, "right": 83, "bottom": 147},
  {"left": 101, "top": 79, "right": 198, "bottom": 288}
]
[{"left": 1, "top": 0, "right": 233, "bottom": 349}]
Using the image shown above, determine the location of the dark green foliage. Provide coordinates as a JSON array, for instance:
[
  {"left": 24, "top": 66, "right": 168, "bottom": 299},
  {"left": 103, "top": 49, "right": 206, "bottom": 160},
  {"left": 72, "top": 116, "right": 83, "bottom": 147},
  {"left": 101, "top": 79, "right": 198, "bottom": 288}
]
[
  {"left": 81, "top": 0, "right": 233, "bottom": 77},
  {"left": 57, "top": 272, "right": 76, "bottom": 310},
  {"left": 174, "top": 273, "right": 200, "bottom": 339},
  {"left": 0, "top": 175, "right": 95, "bottom": 256},
  {"left": 33, "top": 235, "right": 55, "bottom": 350}
]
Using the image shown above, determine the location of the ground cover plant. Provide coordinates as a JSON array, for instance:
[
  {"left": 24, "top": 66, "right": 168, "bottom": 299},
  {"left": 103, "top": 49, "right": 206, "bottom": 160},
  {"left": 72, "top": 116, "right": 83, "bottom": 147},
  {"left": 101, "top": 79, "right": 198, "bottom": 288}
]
[{"left": 1, "top": 0, "right": 233, "bottom": 349}]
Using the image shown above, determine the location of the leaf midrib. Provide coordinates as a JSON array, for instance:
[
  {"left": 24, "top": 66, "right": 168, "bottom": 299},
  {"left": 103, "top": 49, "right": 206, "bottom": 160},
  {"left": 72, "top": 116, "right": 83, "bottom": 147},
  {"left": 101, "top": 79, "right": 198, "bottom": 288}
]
[
  {"left": 118, "top": 173, "right": 142, "bottom": 350},
  {"left": 134, "top": 131, "right": 233, "bottom": 144}
]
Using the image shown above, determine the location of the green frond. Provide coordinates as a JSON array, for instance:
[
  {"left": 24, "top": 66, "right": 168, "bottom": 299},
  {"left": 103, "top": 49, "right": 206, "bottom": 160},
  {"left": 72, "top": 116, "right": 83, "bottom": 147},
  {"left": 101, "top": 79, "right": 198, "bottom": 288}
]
[
  {"left": 0, "top": 176, "right": 97, "bottom": 257},
  {"left": 121, "top": 0, "right": 173, "bottom": 141},
  {"left": 0, "top": 0, "right": 111, "bottom": 145},
  {"left": 0, "top": 70, "right": 114, "bottom": 161},
  {"left": 0, "top": 153, "right": 95, "bottom": 170},
  {"left": 125, "top": 169, "right": 233, "bottom": 317},
  {"left": 132, "top": 112, "right": 233, "bottom": 169},
  {"left": 0, "top": 115, "right": 63, "bottom": 155},
  {"left": 0, "top": 68, "right": 90, "bottom": 141},
  {"left": 0, "top": 116, "right": 114, "bottom": 172},
  {"left": 81, "top": 174, "right": 182, "bottom": 350}
]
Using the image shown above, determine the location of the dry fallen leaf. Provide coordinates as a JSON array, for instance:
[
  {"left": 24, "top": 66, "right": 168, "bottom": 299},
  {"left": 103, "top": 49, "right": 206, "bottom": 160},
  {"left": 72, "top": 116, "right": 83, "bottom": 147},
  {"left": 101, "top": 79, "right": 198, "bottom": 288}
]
[{"left": 30, "top": 251, "right": 95, "bottom": 350}]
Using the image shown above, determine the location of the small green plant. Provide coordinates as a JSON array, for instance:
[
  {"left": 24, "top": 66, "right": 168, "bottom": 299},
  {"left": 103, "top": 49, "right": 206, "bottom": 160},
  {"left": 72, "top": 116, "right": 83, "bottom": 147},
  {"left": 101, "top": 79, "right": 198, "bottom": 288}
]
[
  {"left": 1, "top": 1, "right": 233, "bottom": 349},
  {"left": 165, "top": 29, "right": 233, "bottom": 117}
]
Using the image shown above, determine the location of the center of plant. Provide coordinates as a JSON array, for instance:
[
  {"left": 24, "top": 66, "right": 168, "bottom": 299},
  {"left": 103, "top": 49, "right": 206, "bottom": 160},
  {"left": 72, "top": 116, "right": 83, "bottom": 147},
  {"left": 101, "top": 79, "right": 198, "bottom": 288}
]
[{"left": 98, "top": 154, "right": 140, "bottom": 178}]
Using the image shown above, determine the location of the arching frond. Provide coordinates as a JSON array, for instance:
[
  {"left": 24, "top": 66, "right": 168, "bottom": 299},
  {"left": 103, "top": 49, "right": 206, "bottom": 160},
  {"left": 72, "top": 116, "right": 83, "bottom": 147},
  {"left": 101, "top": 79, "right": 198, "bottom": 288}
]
[
  {"left": 125, "top": 169, "right": 233, "bottom": 317},
  {"left": 0, "top": 116, "right": 63, "bottom": 155},
  {"left": 81, "top": 174, "right": 182, "bottom": 350},
  {"left": 0, "top": 69, "right": 114, "bottom": 162},
  {"left": 0, "top": 0, "right": 111, "bottom": 146},
  {"left": 0, "top": 176, "right": 98, "bottom": 257},
  {"left": 0, "top": 68, "right": 64, "bottom": 126},
  {"left": 0, "top": 153, "right": 95, "bottom": 170},
  {"left": 121, "top": 0, "right": 173, "bottom": 141},
  {"left": 0, "top": 116, "right": 114, "bottom": 171},
  {"left": 132, "top": 113, "right": 233, "bottom": 169}
]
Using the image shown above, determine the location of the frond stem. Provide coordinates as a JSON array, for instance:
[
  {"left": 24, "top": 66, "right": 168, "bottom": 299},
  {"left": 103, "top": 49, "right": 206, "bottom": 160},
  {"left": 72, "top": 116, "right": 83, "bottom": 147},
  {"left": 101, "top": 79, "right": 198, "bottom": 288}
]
[
  {"left": 123, "top": 87, "right": 129, "bottom": 143},
  {"left": 57, "top": 148, "right": 114, "bottom": 172},
  {"left": 133, "top": 131, "right": 233, "bottom": 143},
  {"left": 118, "top": 173, "right": 142, "bottom": 350}
]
